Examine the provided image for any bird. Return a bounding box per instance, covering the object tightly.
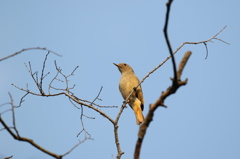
[113,63,144,125]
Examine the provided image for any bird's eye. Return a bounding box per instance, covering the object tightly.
[124,63,127,66]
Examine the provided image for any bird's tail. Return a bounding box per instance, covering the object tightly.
[132,99,144,125]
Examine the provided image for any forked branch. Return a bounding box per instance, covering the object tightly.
[4,52,123,158]
[0,93,90,159]
[134,51,192,159]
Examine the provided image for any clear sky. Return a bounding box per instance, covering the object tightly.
[0,0,240,159]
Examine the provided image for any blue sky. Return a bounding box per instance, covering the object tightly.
[0,0,240,159]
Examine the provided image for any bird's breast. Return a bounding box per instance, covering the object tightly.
[119,73,139,100]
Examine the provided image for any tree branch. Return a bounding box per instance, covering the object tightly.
[1,52,116,158]
[0,47,61,62]
[163,0,177,84]
[0,93,93,159]
[61,136,93,157]
[114,105,125,159]
[3,156,13,159]
[122,25,227,112]
[134,51,192,159]
[174,26,229,58]
[0,95,63,159]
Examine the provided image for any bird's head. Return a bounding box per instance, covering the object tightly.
[113,63,134,74]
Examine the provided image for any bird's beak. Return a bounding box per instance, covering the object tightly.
[113,63,118,67]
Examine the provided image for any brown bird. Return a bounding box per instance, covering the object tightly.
[113,63,144,125]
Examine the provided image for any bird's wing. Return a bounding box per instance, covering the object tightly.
[136,85,144,111]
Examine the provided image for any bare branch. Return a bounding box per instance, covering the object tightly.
[126,26,228,103]
[16,92,29,108]
[203,42,208,59]
[91,86,103,105]
[48,70,61,94]
[70,66,79,76]
[214,37,230,45]
[177,51,192,80]
[163,0,177,85]
[134,51,192,159]
[174,26,228,57]
[0,95,63,159]
[0,93,93,159]
[8,93,20,137]
[114,105,125,159]
[69,98,81,109]
[0,118,63,158]
[24,62,39,89]
[0,126,13,132]
[77,105,92,138]
[12,82,117,125]
[0,102,11,107]
[65,92,115,124]
[83,114,95,119]
[77,97,117,108]
[61,136,93,157]
[12,55,116,125]
[53,60,76,93]
[39,52,51,95]
[3,156,13,159]
[0,47,61,62]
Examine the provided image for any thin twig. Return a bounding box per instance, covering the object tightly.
[61,136,93,157]
[16,92,29,108]
[203,42,208,59]
[39,52,50,95]
[0,126,13,132]
[0,102,10,107]
[0,47,61,62]
[8,93,20,137]
[24,62,39,89]
[70,66,79,76]
[48,70,60,94]
[0,109,12,115]
[91,86,103,105]
[174,26,228,56]
[77,105,91,137]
